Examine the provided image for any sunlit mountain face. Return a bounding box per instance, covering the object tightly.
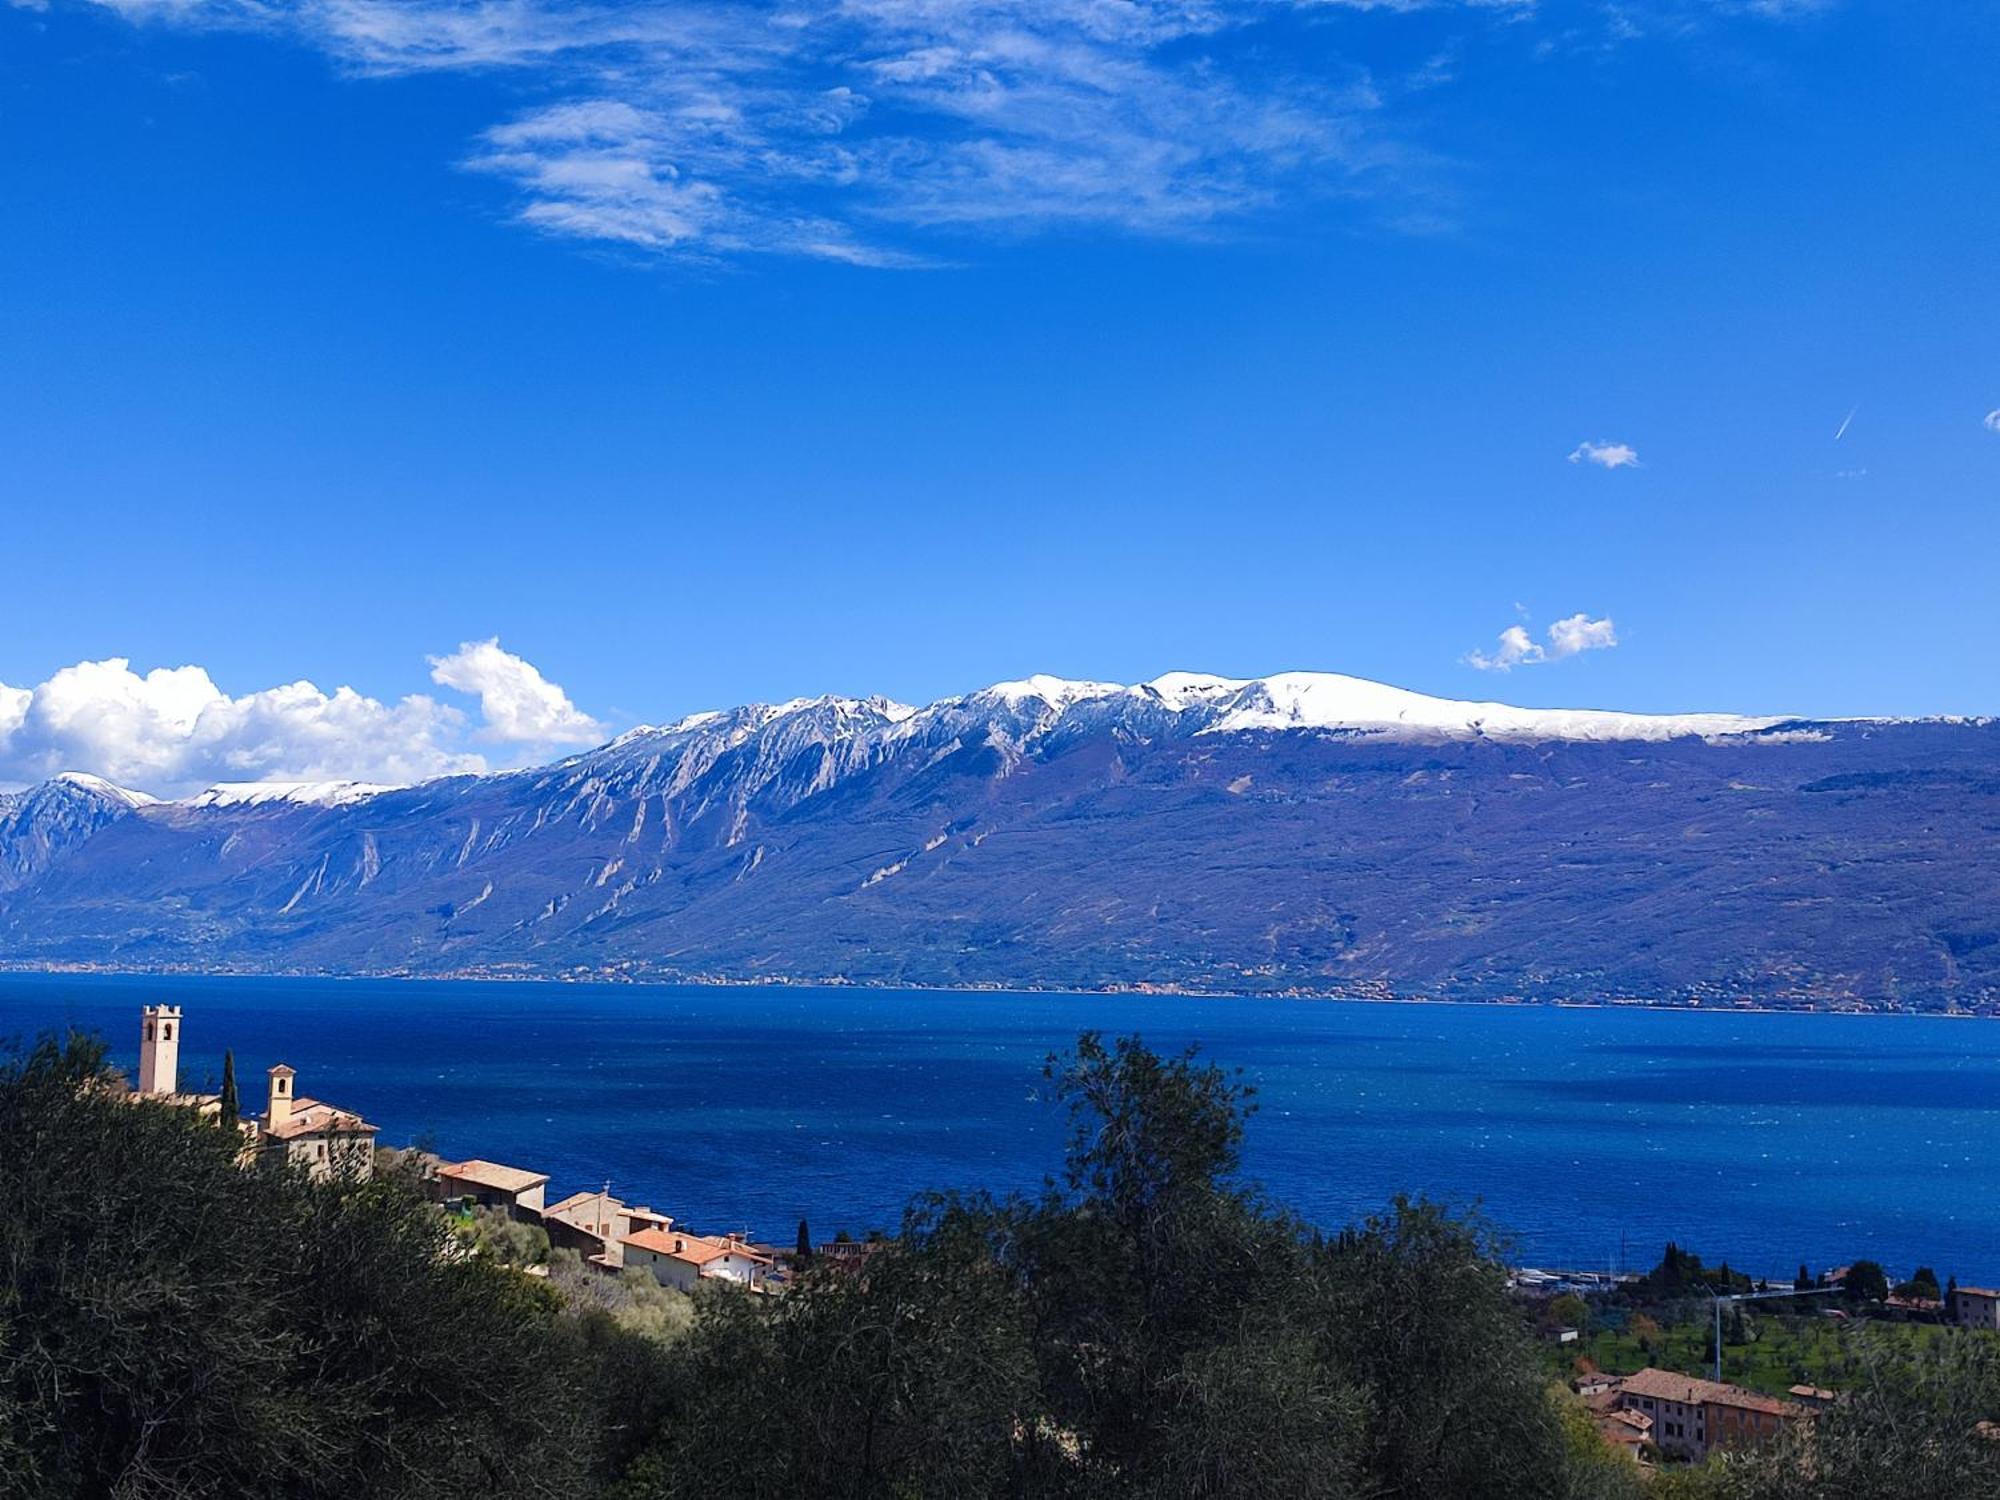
[1,673,1994,1008]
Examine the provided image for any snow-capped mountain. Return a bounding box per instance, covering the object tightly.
[0,670,1993,1007]
[0,772,157,892]
[182,781,400,810]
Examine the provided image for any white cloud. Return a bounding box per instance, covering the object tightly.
[1465,624,1542,672]
[1568,439,1640,470]
[1983,409,2000,433]
[1545,612,1617,657]
[1466,612,1618,671]
[0,643,605,797]
[76,0,1835,261]
[74,0,1504,262]
[427,638,603,746]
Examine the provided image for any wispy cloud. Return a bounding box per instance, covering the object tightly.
[1568,439,1640,469]
[82,0,1431,262]
[75,0,1840,263]
[1465,611,1618,671]
[0,643,604,796]
[77,0,1828,265]
[1984,409,2000,434]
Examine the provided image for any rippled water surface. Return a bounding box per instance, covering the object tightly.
[5,973,1995,1279]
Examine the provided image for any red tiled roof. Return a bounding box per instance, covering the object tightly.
[264,1098,379,1141]
[438,1159,549,1195]
[1618,1368,1798,1418]
[624,1228,772,1268]
[625,1228,730,1266]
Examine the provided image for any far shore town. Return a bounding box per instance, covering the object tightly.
[126,1001,2000,1471]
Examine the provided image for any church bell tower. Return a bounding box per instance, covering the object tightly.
[138,1004,181,1096]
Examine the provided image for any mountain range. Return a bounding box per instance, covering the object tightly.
[2,671,1995,1008]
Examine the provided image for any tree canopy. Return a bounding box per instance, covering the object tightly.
[0,1031,654,1498]
[10,1026,2000,1499]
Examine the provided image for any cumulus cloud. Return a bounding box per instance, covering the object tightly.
[1466,612,1618,672]
[0,644,605,797]
[1568,440,1641,470]
[428,638,603,746]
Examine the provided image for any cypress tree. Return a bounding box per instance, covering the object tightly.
[219,1048,239,1129]
[796,1218,811,1265]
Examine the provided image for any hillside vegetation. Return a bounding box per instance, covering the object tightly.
[4,1030,1998,1496]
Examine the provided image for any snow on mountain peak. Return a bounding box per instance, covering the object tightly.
[52,772,158,807]
[183,781,398,809]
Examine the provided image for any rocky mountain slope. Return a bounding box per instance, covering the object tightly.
[1,672,1994,1007]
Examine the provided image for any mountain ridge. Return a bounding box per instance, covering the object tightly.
[2,669,1994,1008]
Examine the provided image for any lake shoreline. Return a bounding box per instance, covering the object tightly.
[0,960,1985,1019]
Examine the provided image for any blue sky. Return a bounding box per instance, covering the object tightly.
[0,0,1995,791]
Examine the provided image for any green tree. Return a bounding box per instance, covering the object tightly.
[1718,1332,2000,1500]
[1843,1260,1890,1304]
[219,1046,239,1128]
[1550,1292,1592,1333]
[1894,1266,1942,1301]
[0,1030,638,1499]
[617,1033,1608,1499]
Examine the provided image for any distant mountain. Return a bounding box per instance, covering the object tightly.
[1,671,1995,1008]
[0,773,157,894]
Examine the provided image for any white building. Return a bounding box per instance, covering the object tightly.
[623,1228,772,1291]
[137,1004,182,1096]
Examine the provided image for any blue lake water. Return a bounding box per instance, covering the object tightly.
[3,972,1995,1281]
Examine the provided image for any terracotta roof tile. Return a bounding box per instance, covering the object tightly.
[1617,1368,1799,1418]
[439,1159,550,1195]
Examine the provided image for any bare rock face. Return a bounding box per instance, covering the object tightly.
[1,674,1995,1008]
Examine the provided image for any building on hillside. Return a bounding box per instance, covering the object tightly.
[138,1004,182,1096]
[1616,1368,1803,1462]
[436,1159,550,1218]
[542,1189,674,1268]
[623,1228,772,1292]
[128,1004,227,1119]
[255,1064,379,1181]
[1787,1384,1837,1410]
[1594,1406,1652,1461]
[1952,1287,2000,1330]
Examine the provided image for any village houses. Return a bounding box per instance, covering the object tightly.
[436,1158,550,1216]
[1612,1368,1804,1463]
[132,1005,780,1291]
[624,1227,774,1292]
[543,1188,675,1268]
[256,1063,380,1181]
[1952,1286,2000,1330]
[132,1004,379,1181]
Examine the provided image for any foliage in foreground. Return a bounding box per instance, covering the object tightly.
[0,1032,668,1499]
[7,1027,2000,1498]
[617,1032,1598,1499]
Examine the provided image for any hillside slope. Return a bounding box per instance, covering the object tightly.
[1,673,1994,1006]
